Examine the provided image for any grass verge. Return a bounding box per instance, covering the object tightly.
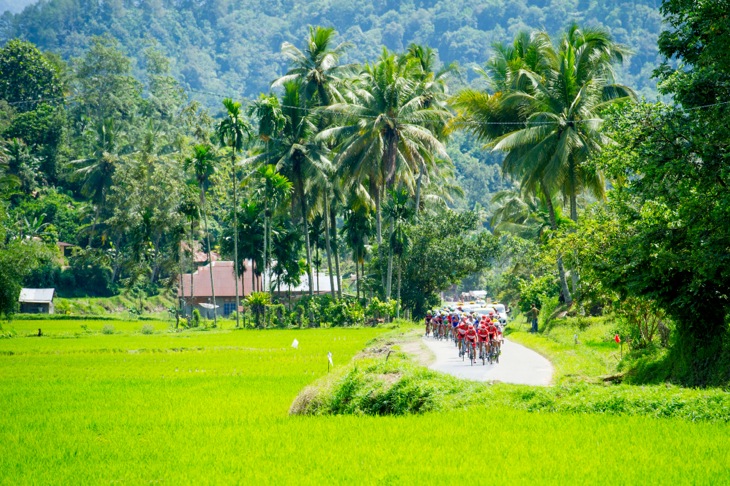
[506,314,621,384]
[292,326,730,423]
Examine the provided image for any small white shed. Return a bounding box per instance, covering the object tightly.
[19,288,55,314]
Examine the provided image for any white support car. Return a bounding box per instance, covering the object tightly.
[473,303,509,328]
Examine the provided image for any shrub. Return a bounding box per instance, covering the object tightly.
[191,309,201,328]
[246,292,271,328]
[140,324,154,335]
[613,297,671,349]
[365,297,397,324]
[101,324,115,334]
[518,274,559,314]
[538,294,560,332]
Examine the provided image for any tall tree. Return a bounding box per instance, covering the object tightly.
[69,119,124,242]
[248,85,331,297]
[184,143,218,328]
[252,164,292,292]
[404,43,454,213]
[0,39,63,110]
[342,200,373,301]
[272,25,352,107]
[320,49,450,296]
[452,25,632,305]
[217,98,252,328]
[384,189,413,317]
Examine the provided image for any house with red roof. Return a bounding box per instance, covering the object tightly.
[178,260,260,318]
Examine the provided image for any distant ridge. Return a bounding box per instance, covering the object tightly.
[1,0,664,108]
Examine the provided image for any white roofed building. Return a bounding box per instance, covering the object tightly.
[19,288,55,314]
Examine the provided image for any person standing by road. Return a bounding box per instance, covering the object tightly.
[529,303,539,333]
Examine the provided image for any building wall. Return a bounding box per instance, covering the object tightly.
[181,297,237,318]
[20,303,52,314]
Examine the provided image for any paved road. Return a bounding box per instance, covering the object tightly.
[421,336,554,386]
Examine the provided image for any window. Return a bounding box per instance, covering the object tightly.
[223,302,236,316]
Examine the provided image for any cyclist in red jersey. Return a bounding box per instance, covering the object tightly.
[465,324,478,360]
[456,317,469,355]
[486,320,499,357]
[477,321,490,359]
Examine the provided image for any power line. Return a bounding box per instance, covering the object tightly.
[3,85,729,128]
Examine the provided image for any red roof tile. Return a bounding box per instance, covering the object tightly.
[178,260,258,298]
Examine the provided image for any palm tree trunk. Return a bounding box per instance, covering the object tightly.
[414,161,425,214]
[568,160,579,299]
[324,199,336,299]
[385,133,398,188]
[396,256,402,319]
[355,256,360,300]
[330,204,342,299]
[315,245,320,294]
[375,186,385,295]
[386,218,394,301]
[262,203,268,293]
[189,220,195,316]
[299,184,314,299]
[178,242,184,329]
[201,191,217,328]
[232,158,241,328]
[540,180,572,306]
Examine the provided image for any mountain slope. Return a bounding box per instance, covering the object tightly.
[1,0,664,107]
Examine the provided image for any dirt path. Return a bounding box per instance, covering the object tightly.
[421,336,554,386]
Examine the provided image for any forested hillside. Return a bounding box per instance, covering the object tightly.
[1,0,663,105]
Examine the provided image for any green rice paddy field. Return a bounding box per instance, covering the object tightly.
[1,320,728,484]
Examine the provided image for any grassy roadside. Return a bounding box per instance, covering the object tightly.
[505,313,621,384]
[292,324,730,422]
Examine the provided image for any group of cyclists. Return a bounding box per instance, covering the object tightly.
[424,308,504,365]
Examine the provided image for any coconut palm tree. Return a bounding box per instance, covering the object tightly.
[384,189,413,317]
[404,43,455,213]
[320,49,450,296]
[489,188,567,240]
[252,164,293,292]
[69,119,125,241]
[218,98,252,328]
[272,26,352,107]
[183,143,218,328]
[493,25,632,223]
[452,25,632,305]
[247,84,331,297]
[342,203,373,301]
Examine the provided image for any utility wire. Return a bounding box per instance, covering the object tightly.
[4,84,730,127]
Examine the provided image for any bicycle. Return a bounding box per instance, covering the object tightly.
[489,338,500,364]
[467,340,476,365]
[479,341,488,365]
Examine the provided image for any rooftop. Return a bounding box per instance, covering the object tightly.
[19,288,55,303]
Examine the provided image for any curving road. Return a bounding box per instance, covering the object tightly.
[421,336,554,386]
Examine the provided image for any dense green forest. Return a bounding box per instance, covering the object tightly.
[0,0,665,213]
[1,0,663,103]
